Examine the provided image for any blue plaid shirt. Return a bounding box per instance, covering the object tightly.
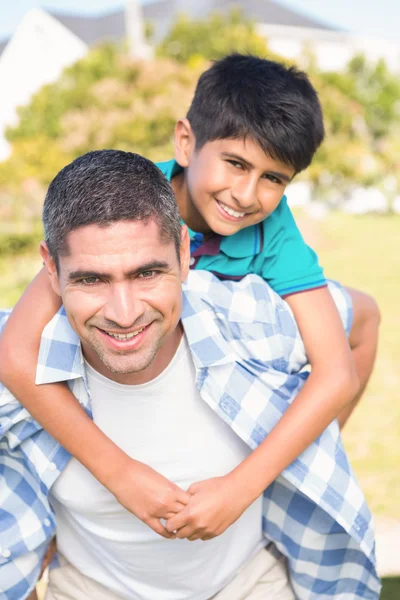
[0,272,380,600]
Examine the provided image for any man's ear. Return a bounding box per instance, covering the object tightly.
[174,118,196,168]
[179,225,191,281]
[40,241,61,296]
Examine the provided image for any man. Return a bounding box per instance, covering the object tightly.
[0,150,380,600]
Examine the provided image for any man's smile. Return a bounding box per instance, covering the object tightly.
[96,323,152,351]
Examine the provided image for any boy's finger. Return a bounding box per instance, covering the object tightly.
[165,510,188,532]
[151,520,177,539]
[159,501,187,518]
[175,525,196,539]
[177,490,191,505]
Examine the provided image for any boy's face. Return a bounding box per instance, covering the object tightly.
[175,121,295,236]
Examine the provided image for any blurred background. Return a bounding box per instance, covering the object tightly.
[0,1,399,597]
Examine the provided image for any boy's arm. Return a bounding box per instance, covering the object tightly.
[0,269,189,537]
[166,286,362,540]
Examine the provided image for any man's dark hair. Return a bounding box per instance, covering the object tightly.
[186,53,324,173]
[43,150,181,268]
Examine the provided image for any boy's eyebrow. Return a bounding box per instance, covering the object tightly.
[221,152,292,183]
[68,260,171,281]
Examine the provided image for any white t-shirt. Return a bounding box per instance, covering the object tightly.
[50,335,265,600]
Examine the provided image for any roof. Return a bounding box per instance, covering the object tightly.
[0,1,338,56]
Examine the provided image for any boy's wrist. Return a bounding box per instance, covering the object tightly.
[87,443,134,492]
[228,461,269,506]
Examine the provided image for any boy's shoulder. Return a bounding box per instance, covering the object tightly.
[155,158,183,182]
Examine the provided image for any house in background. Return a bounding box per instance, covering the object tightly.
[0,0,399,160]
[0,9,87,160]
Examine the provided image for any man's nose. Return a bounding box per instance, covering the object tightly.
[231,178,257,209]
[103,283,144,329]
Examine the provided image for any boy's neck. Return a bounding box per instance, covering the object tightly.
[170,170,212,235]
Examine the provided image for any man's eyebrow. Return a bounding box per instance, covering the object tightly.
[68,261,171,281]
[68,270,103,281]
[221,152,292,183]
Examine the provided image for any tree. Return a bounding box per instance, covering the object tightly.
[157,10,271,64]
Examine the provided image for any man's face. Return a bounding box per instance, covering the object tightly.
[42,220,189,384]
[175,124,295,236]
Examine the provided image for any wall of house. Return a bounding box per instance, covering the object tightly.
[257,23,400,72]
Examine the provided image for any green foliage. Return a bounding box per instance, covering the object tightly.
[0,12,399,204]
[157,10,269,63]
[1,46,202,186]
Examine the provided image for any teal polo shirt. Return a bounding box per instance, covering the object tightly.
[156,159,326,296]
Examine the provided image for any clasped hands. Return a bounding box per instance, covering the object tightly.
[110,459,250,542]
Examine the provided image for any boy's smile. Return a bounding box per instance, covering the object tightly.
[173,132,295,236]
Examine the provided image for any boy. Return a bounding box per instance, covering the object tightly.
[0,55,379,545]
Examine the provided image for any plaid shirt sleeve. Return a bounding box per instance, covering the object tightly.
[0,310,71,600]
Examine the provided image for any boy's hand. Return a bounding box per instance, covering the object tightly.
[165,473,251,541]
[110,459,191,538]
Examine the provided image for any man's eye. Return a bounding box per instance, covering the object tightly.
[139,270,157,279]
[80,277,99,285]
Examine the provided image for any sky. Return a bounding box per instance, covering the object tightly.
[0,0,399,42]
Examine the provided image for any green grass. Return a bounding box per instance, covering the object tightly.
[295,211,400,519]
[381,577,400,600]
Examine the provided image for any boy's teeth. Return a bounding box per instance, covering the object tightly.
[107,328,144,340]
[219,202,246,218]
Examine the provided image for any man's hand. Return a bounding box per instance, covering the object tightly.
[165,474,251,541]
[109,459,191,538]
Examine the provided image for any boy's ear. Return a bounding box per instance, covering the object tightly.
[174,118,196,168]
[40,241,61,297]
[179,225,191,281]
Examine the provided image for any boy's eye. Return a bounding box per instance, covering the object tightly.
[264,173,282,185]
[227,160,244,170]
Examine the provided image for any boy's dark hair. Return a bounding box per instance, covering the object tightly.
[186,53,324,173]
[43,150,181,269]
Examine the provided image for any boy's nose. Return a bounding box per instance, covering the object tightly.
[231,188,256,210]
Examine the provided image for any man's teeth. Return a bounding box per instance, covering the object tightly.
[107,328,145,340]
[218,202,246,218]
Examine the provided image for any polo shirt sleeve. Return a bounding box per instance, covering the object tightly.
[256,196,326,296]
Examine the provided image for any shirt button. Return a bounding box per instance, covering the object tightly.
[44,518,51,527]
[49,462,57,471]
[189,257,196,266]
[1,549,11,558]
